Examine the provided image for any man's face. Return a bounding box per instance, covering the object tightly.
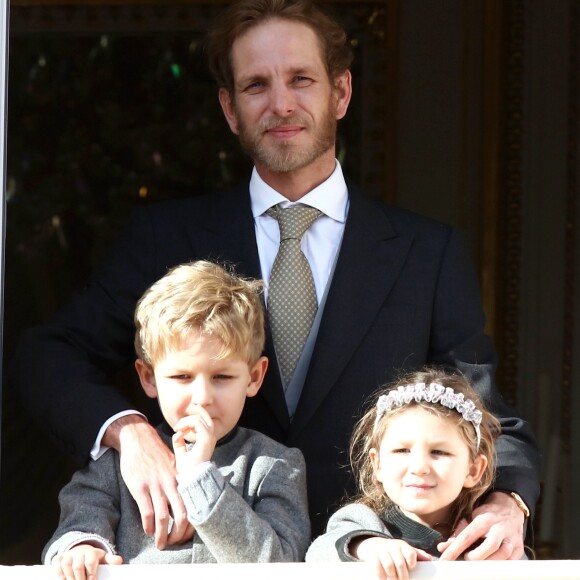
[219,18,351,177]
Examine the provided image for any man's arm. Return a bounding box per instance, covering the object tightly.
[9,206,189,543]
[428,228,541,557]
[9,207,159,463]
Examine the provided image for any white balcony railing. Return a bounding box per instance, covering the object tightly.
[3,561,580,580]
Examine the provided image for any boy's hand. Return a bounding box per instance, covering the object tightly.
[354,537,432,580]
[172,407,217,475]
[105,416,193,550]
[52,544,123,580]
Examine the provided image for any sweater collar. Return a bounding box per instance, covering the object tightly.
[381,505,444,557]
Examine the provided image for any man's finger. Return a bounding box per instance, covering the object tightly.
[463,537,517,561]
[150,487,171,550]
[166,485,192,544]
[438,528,480,560]
[132,486,155,537]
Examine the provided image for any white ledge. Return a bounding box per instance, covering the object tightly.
[3,561,580,579]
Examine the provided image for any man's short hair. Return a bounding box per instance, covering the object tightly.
[134,260,265,367]
[206,0,353,94]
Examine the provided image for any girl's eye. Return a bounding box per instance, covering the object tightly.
[392,448,409,454]
[431,449,450,456]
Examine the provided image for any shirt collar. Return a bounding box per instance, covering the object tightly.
[249,161,348,223]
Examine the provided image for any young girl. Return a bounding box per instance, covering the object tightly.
[306,368,500,579]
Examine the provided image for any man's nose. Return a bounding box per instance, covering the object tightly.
[270,81,296,117]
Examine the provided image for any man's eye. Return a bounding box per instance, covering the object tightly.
[245,81,265,93]
[294,76,312,86]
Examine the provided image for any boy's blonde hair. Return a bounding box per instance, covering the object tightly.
[349,367,500,533]
[134,261,265,367]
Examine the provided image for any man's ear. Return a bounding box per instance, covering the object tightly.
[218,88,240,135]
[135,359,158,399]
[464,454,488,488]
[333,70,352,121]
[246,356,269,398]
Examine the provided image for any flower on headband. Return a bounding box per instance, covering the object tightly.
[375,382,483,449]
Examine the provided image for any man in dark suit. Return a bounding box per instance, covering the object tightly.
[10,0,539,558]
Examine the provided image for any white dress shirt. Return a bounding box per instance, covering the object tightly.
[250,161,349,303]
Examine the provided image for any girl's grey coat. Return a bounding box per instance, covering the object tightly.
[43,426,310,564]
[305,503,443,562]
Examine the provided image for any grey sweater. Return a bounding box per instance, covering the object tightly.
[43,426,310,564]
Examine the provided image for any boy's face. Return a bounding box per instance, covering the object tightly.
[136,332,267,442]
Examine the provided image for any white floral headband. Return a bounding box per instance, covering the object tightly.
[375,382,483,450]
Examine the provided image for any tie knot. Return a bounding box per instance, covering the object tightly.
[266,205,322,241]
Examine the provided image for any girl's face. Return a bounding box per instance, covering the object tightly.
[370,406,487,528]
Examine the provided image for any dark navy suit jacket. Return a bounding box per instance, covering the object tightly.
[11,181,541,536]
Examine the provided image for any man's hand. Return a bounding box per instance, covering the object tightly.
[438,491,526,560]
[52,544,122,580]
[103,415,194,549]
[353,537,432,580]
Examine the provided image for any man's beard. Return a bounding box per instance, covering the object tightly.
[235,106,337,173]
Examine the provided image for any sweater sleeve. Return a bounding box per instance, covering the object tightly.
[42,450,122,564]
[305,504,391,562]
[178,446,310,562]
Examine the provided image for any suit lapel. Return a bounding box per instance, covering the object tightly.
[288,187,414,439]
[190,184,263,279]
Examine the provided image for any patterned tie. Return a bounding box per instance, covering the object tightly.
[266,204,322,387]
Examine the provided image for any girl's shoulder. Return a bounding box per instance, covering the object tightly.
[327,502,387,532]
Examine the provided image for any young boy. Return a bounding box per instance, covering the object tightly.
[43,261,310,577]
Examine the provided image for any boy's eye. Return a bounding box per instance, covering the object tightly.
[170,374,190,381]
[213,374,233,381]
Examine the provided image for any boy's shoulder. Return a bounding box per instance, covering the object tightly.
[225,426,303,460]
[211,427,306,473]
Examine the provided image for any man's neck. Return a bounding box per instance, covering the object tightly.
[255,153,336,202]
